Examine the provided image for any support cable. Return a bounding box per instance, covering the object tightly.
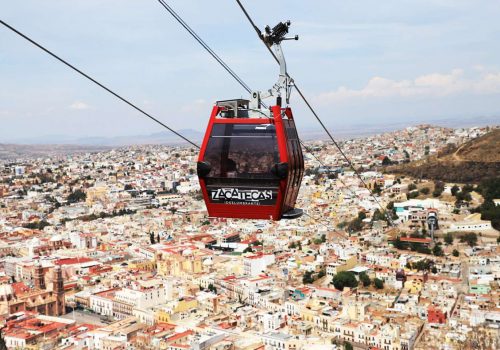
[0,19,200,149]
[156,1,339,228]
[157,0,252,95]
[233,0,394,226]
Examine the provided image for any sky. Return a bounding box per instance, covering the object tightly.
[1,0,500,143]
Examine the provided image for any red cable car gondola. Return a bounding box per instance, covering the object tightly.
[197,21,304,220]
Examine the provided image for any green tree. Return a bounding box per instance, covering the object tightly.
[303,270,314,284]
[67,189,86,203]
[456,191,472,202]
[359,272,371,287]
[420,187,430,195]
[382,156,392,166]
[433,181,445,197]
[0,330,6,350]
[208,283,217,293]
[433,244,444,257]
[451,185,460,196]
[452,249,459,257]
[460,232,478,247]
[332,271,358,291]
[347,217,364,233]
[243,246,253,253]
[344,342,353,350]
[409,191,419,199]
[372,209,386,222]
[392,237,404,250]
[444,233,454,245]
[374,278,384,289]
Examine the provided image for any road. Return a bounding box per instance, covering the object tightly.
[61,310,108,326]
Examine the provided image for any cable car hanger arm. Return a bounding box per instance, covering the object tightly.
[252,21,298,108]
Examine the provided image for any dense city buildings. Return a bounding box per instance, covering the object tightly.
[0,125,498,350]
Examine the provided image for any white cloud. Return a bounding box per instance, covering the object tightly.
[315,68,500,104]
[69,101,90,110]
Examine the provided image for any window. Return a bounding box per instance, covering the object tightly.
[204,124,280,179]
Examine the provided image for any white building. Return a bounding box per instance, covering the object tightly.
[114,279,173,310]
[243,254,276,276]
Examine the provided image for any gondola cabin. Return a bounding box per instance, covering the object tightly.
[197,99,304,220]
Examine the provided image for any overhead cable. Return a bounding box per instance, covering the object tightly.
[0,19,200,149]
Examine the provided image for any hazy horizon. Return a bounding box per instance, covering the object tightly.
[1,114,497,147]
[2,0,500,142]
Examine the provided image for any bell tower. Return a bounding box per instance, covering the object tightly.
[33,261,45,290]
[52,266,65,315]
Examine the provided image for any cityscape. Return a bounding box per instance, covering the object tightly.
[1,1,500,349]
[0,124,498,350]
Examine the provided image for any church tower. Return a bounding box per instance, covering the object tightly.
[52,266,65,316]
[33,261,45,290]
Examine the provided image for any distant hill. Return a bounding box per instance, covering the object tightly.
[0,144,110,161]
[387,128,500,183]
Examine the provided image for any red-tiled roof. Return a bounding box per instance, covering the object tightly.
[55,257,95,266]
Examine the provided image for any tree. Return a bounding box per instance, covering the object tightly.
[207,283,217,293]
[318,268,326,279]
[332,271,358,291]
[452,249,459,257]
[431,266,438,274]
[303,270,314,284]
[433,181,445,197]
[420,187,430,195]
[67,189,86,203]
[344,342,353,350]
[359,272,371,287]
[409,191,419,199]
[374,278,384,289]
[243,246,253,253]
[460,232,478,247]
[0,330,7,350]
[456,191,472,202]
[149,232,155,244]
[372,209,386,222]
[392,237,404,250]
[408,183,417,191]
[451,185,460,196]
[433,244,444,257]
[444,233,454,245]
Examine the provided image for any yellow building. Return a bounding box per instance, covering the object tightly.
[157,252,203,277]
[155,298,198,323]
[128,259,156,272]
[86,185,108,206]
[404,278,424,293]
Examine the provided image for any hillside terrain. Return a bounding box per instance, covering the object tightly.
[387,128,500,183]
